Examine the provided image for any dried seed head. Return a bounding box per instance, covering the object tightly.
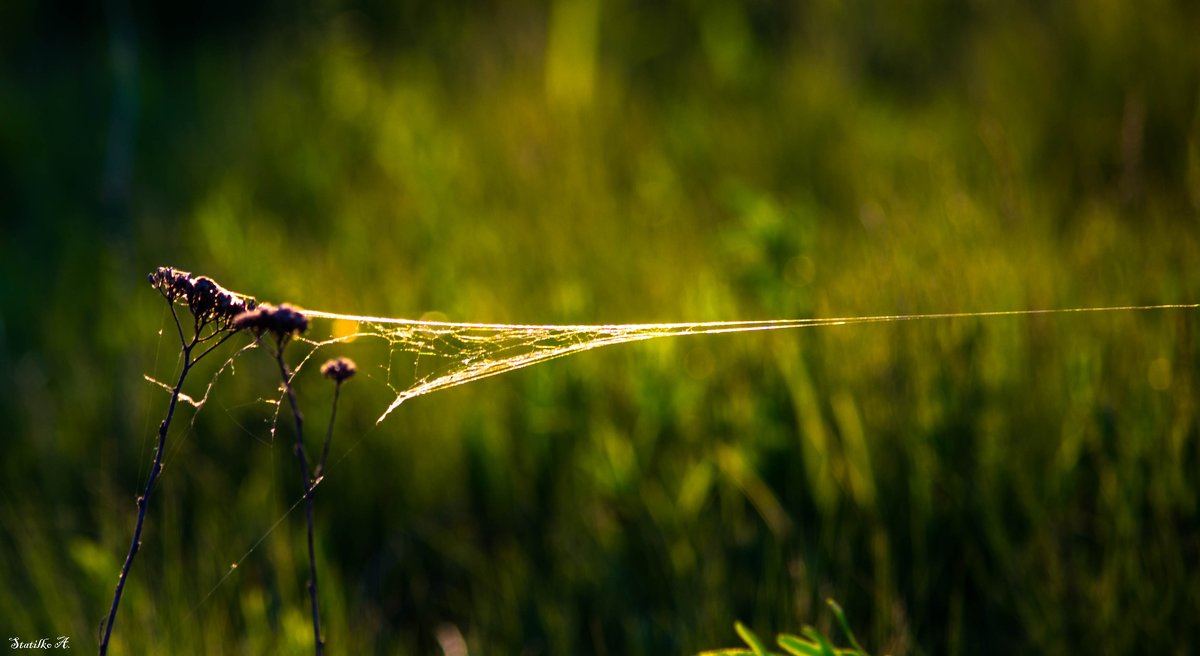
[149,266,193,301]
[272,304,309,335]
[191,276,218,299]
[148,267,169,289]
[320,357,357,383]
[232,303,309,338]
[232,306,269,333]
[215,292,235,316]
[189,277,220,316]
[149,267,258,329]
[174,274,194,298]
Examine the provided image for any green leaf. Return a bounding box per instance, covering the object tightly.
[825,598,868,654]
[696,650,756,656]
[801,626,838,656]
[736,621,771,656]
[777,633,823,656]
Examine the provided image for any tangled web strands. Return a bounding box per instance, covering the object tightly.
[293,303,1200,425]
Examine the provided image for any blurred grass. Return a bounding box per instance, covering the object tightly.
[2,1,1200,653]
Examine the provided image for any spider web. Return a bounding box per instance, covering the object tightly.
[142,298,1200,431]
[161,297,1196,610]
[293,303,1200,424]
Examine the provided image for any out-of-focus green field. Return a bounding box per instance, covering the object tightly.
[3,2,1199,654]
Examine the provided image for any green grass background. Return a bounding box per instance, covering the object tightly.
[3,1,1200,653]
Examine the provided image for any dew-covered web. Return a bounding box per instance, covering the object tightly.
[301,303,1200,424]
[138,294,1198,610]
[144,289,1200,432]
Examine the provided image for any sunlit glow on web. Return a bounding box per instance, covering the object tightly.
[293,303,1200,424]
[145,293,1196,611]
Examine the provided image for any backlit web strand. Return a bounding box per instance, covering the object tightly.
[180,297,1197,610]
[292,303,1200,424]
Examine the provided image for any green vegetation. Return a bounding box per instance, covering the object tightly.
[701,599,870,656]
[3,1,1199,653]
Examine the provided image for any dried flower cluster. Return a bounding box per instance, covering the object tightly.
[320,357,357,383]
[148,266,256,328]
[232,303,310,338]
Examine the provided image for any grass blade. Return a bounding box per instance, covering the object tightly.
[801,627,838,656]
[777,633,823,656]
[825,598,867,654]
[736,621,771,656]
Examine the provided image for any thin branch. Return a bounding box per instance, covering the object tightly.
[195,327,224,343]
[100,340,194,655]
[315,382,341,481]
[168,301,186,346]
[107,268,252,652]
[275,337,324,656]
[192,328,243,365]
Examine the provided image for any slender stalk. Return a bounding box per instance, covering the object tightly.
[315,382,341,480]
[100,341,194,655]
[105,269,251,652]
[192,327,241,363]
[275,341,323,656]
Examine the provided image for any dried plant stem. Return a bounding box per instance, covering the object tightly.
[275,344,324,656]
[315,382,341,480]
[100,341,194,655]
[103,268,253,652]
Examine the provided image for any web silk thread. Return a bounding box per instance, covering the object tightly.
[291,303,1200,423]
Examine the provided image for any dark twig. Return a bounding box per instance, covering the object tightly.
[168,301,186,346]
[101,340,193,655]
[274,336,324,656]
[234,303,322,655]
[192,327,243,364]
[317,383,340,481]
[316,357,356,481]
[101,267,253,655]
